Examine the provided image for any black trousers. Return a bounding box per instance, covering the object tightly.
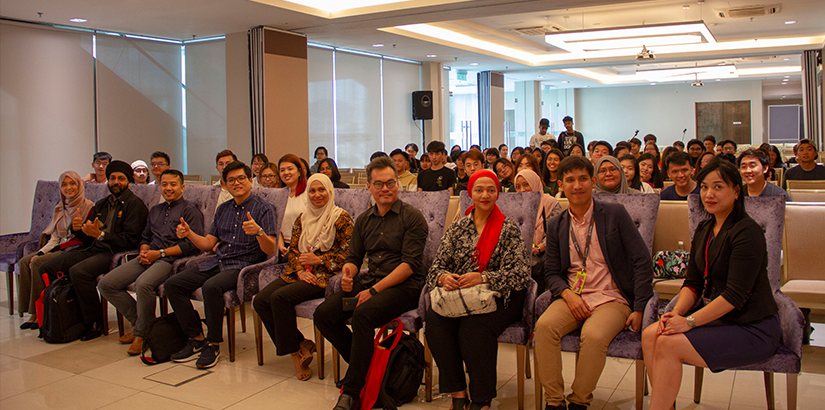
[425,289,527,403]
[164,266,239,343]
[39,249,114,326]
[314,280,419,397]
[253,277,324,356]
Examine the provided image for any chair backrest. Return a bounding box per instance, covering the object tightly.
[84,182,110,203]
[398,190,451,268]
[786,179,825,190]
[459,191,541,260]
[663,180,675,189]
[783,203,825,282]
[556,198,569,211]
[28,180,61,240]
[128,184,161,209]
[445,196,460,233]
[653,200,690,253]
[593,193,659,255]
[687,194,785,292]
[333,188,371,222]
[251,187,289,237]
[788,189,825,202]
[182,184,221,233]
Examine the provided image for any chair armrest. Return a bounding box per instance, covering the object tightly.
[535,290,554,320]
[17,239,39,261]
[774,290,804,358]
[236,258,286,303]
[326,268,368,297]
[110,250,140,270]
[171,253,212,275]
[1,232,31,256]
[523,278,538,332]
[642,291,660,329]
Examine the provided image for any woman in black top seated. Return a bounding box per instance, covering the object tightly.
[642,158,780,410]
[318,158,349,189]
[425,170,529,410]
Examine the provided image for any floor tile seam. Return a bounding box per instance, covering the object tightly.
[219,378,290,410]
[91,390,143,410]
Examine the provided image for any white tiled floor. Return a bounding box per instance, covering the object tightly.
[1,275,823,410]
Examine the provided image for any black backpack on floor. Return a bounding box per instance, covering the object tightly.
[141,312,189,365]
[39,274,85,344]
[376,331,426,410]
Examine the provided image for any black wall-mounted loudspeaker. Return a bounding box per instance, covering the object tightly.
[412,90,434,120]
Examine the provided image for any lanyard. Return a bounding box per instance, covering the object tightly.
[570,217,595,272]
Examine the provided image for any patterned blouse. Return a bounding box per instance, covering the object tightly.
[282,211,354,288]
[427,211,529,306]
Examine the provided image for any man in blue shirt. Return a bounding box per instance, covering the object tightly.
[660,152,700,200]
[166,161,278,369]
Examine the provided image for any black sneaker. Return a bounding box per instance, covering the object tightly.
[545,404,566,410]
[567,403,587,410]
[80,322,103,341]
[171,338,206,362]
[196,343,220,369]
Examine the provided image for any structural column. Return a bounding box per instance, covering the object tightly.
[478,71,504,149]
[421,61,446,146]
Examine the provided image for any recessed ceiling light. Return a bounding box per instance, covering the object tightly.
[426,54,437,58]
[785,20,796,25]
[561,80,569,83]
[782,82,787,85]
[583,86,590,88]
[683,5,690,9]
[69,18,87,23]
[781,95,786,98]
[783,57,790,61]
[784,76,790,78]
[537,76,544,79]
[372,43,384,48]
[716,79,722,81]
[469,62,479,66]
[650,82,657,85]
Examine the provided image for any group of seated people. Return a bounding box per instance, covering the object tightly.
[13,131,820,410]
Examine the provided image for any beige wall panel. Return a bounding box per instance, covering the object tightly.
[263,53,309,161]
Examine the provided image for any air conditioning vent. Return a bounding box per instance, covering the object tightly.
[715,4,781,18]
[509,24,566,36]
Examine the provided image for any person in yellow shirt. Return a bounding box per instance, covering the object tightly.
[391,149,418,191]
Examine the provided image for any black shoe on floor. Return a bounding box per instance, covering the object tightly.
[80,322,103,341]
[332,393,359,410]
[30,322,39,330]
[171,338,207,363]
[195,343,220,369]
[19,322,33,330]
[567,403,587,410]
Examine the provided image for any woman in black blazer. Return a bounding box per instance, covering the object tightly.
[642,158,780,410]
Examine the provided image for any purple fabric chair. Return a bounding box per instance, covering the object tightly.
[158,187,289,362]
[325,190,451,384]
[1,180,60,316]
[244,188,371,376]
[670,195,802,410]
[533,194,661,410]
[453,190,540,410]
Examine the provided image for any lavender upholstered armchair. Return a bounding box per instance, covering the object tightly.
[454,190,540,410]
[2,181,60,316]
[671,195,802,410]
[533,193,661,410]
[245,188,371,375]
[326,190,451,384]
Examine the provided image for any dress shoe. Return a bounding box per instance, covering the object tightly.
[80,322,103,341]
[567,403,587,410]
[545,404,566,410]
[332,393,359,410]
[19,322,33,330]
[119,331,134,344]
[127,336,143,356]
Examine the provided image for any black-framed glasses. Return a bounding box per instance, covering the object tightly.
[226,175,248,185]
[260,174,278,180]
[371,180,397,190]
[151,162,168,167]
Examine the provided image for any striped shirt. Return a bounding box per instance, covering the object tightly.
[199,193,276,271]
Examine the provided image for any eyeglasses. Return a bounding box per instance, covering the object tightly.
[93,160,109,167]
[151,162,168,167]
[371,180,397,190]
[226,175,248,185]
[260,174,277,180]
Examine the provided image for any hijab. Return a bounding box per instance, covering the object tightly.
[516,169,560,245]
[298,174,344,253]
[594,156,638,194]
[44,171,94,240]
[464,170,506,273]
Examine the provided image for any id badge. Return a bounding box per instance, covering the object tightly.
[571,271,586,294]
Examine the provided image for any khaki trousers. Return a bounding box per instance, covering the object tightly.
[534,299,631,406]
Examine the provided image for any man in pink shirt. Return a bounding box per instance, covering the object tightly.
[535,155,654,410]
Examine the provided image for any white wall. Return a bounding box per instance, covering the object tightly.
[574,80,764,147]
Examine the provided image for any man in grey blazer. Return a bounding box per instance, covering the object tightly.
[534,155,654,410]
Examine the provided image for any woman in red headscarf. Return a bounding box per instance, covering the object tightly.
[425,170,530,410]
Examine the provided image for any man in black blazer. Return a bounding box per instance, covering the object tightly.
[534,155,654,410]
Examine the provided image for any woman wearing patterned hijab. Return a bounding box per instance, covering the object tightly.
[593,156,640,194]
[18,171,94,329]
[252,173,353,381]
[425,170,529,410]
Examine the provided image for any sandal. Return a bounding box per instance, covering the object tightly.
[298,339,316,368]
[450,397,470,410]
[291,351,312,381]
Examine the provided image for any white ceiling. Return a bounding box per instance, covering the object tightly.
[1,0,820,97]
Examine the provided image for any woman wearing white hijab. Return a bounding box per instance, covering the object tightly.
[18,171,94,329]
[252,173,354,381]
[514,169,563,288]
[594,155,641,194]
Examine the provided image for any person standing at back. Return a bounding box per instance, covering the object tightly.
[82,152,112,184]
[530,118,555,150]
[417,141,456,195]
[558,116,585,153]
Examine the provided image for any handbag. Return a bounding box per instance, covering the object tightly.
[429,282,500,318]
[652,250,690,279]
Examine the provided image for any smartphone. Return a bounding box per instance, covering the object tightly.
[342,297,358,312]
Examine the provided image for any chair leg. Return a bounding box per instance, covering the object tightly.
[525,338,532,379]
[240,303,247,333]
[253,310,264,366]
[517,345,525,410]
[332,345,340,384]
[7,268,14,316]
[424,338,433,402]
[644,371,649,396]
[159,296,168,316]
[315,326,325,380]
[117,311,125,337]
[787,373,798,410]
[635,360,645,410]
[226,306,236,362]
[534,363,543,410]
[101,296,109,335]
[693,366,704,403]
[764,372,775,410]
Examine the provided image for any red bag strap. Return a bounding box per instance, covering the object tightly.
[374,318,404,351]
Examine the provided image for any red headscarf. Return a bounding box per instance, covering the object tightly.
[465,170,506,273]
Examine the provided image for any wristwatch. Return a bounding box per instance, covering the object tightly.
[481,273,489,283]
[159,249,167,258]
[256,228,265,237]
[369,287,378,296]
[686,315,696,329]
[97,232,105,241]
